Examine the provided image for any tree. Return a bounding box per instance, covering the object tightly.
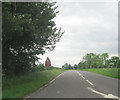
[62,63,73,70]
[106,59,112,68]
[101,53,109,66]
[91,54,104,68]
[62,65,65,69]
[110,56,119,68]
[38,64,45,71]
[71,53,119,69]
[68,64,72,69]
[74,64,78,69]
[79,53,110,68]
[83,53,95,68]
[2,2,64,77]
[117,59,120,68]
[64,63,69,70]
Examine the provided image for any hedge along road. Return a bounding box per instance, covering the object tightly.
[23,70,120,99]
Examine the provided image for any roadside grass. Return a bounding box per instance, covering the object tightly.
[3,69,65,98]
[78,68,120,79]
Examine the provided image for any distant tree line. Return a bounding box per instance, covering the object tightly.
[62,53,120,70]
[34,64,61,71]
[62,63,73,70]
[2,2,64,78]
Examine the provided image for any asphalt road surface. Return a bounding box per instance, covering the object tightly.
[25,70,119,99]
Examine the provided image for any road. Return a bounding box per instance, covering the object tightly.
[25,70,119,99]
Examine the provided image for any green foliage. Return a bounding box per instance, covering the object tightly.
[2,2,64,77]
[62,63,68,70]
[62,53,120,70]
[79,68,120,79]
[74,64,78,69]
[36,64,45,71]
[101,53,109,66]
[34,64,61,71]
[78,53,120,69]
[3,69,65,98]
[62,63,73,70]
[82,53,109,68]
[45,66,62,70]
[110,56,120,68]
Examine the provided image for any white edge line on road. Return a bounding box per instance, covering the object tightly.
[49,73,63,84]
[23,72,64,100]
[50,78,55,83]
[86,80,94,86]
[87,87,120,99]
[25,96,30,98]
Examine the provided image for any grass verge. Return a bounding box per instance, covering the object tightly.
[3,69,65,98]
[79,68,120,79]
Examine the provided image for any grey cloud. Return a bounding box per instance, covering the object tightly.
[39,2,118,67]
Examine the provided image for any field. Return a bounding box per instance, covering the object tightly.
[79,68,120,79]
[3,69,65,98]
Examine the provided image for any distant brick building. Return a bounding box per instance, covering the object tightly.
[45,57,51,67]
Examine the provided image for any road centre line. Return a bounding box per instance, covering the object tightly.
[75,71,85,79]
[78,73,82,76]
[76,71,119,99]
[86,80,94,86]
[81,76,85,79]
[79,73,82,76]
[75,71,82,76]
[87,87,120,99]
[76,71,94,86]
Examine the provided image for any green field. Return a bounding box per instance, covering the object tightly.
[3,69,65,98]
[79,68,120,79]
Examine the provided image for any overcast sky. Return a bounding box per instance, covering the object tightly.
[38,1,118,67]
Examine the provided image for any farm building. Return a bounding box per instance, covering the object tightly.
[45,57,51,67]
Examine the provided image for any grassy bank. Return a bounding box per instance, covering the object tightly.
[3,69,65,98]
[79,68,120,79]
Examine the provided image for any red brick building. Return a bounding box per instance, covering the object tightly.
[45,57,51,67]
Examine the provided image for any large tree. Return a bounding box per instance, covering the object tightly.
[101,53,109,66]
[83,53,95,68]
[2,2,64,77]
[110,56,120,68]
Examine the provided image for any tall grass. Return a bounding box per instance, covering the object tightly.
[79,68,120,79]
[3,69,65,98]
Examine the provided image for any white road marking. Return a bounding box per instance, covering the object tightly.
[23,72,64,99]
[25,96,30,98]
[104,94,120,99]
[76,71,119,99]
[75,71,86,79]
[79,73,82,76]
[76,71,94,85]
[87,87,120,99]
[75,70,79,74]
[81,76,85,79]
[75,70,82,76]
[86,80,94,86]
[56,73,63,78]
[49,72,64,84]
[50,79,55,83]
